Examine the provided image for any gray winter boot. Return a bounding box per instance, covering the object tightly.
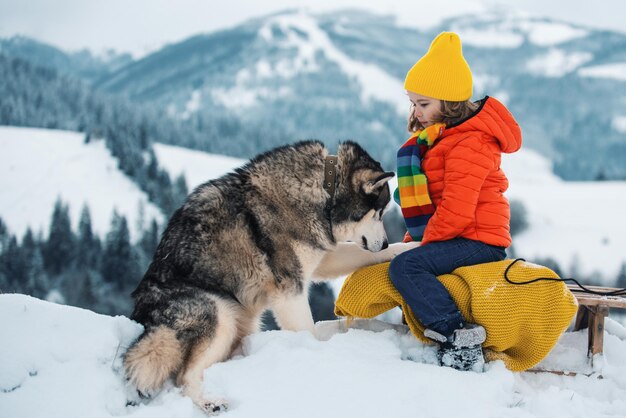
[424,324,486,372]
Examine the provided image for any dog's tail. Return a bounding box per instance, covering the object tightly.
[124,326,185,395]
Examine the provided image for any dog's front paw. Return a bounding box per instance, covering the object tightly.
[198,396,229,416]
[375,241,420,263]
[393,241,421,255]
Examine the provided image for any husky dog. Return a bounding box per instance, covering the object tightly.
[124,140,415,414]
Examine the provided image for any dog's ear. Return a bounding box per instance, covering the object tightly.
[362,171,395,195]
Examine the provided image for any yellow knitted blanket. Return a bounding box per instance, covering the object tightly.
[334,259,578,371]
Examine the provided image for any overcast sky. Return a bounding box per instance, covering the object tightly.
[0,0,624,57]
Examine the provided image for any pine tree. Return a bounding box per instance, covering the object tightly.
[3,236,25,293]
[510,200,529,237]
[66,270,99,310]
[140,218,160,264]
[43,198,76,275]
[157,170,177,216]
[0,216,9,254]
[0,217,9,291]
[617,262,626,289]
[534,257,563,278]
[138,120,150,150]
[0,264,6,293]
[22,228,50,298]
[569,255,582,281]
[101,211,142,291]
[174,173,189,205]
[76,205,101,270]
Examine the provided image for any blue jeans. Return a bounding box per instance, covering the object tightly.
[388,238,506,337]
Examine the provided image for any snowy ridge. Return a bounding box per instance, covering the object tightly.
[579,62,626,81]
[613,116,626,133]
[159,7,614,121]
[517,19,589,46]
[1,294,625,417]
[452,12,589,48]
[254,11,407,113]
[526,49,593,77]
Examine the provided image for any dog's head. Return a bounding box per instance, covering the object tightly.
[331,141,394,252]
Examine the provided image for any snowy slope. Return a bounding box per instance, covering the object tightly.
[153,143,244,191]
[502,150,626,282]
[1,294,625,418]
[0,126,164,240]
[0,127,244,241]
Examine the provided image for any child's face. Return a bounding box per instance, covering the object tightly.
[407,92,441,128]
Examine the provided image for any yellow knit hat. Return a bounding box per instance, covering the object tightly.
[404,32,472,101]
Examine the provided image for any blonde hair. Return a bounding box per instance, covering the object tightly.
[408,99,480,132]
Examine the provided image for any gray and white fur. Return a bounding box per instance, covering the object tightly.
[123,140,417,414]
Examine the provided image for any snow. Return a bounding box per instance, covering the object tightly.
[153,143,245,190]
[472,73,501,96]
[613,116,626,133]
[255,11,407,114]
[371,0,487,32]
[211,59,292,109]
[200,9,598,114]
[0,126,164,241]
[1,294,626,417]
[579,62,626,81]
[457,28,524,49]
[517,20,589,46]
[210,85,292,110]
[180,90,203,120]
[526,49,593,77]
[502,149,626,282]
[453,13,588,49]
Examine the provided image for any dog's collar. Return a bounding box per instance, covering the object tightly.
[323,155,338,198]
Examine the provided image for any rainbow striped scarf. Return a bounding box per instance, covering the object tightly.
[393,123,445,241]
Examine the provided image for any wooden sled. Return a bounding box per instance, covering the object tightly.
[530,284,626,377]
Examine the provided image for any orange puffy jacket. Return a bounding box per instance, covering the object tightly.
[403,96,522,247]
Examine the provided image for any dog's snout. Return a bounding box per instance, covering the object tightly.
[382,240,389,250]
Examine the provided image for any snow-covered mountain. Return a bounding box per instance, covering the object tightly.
[0,36,133,83]
[3,7,626,179]
[86,8,626,180]
[1,293,625,418]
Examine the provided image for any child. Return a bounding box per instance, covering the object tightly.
[388,32,522,371]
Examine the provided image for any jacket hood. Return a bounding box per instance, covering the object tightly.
[442,96,522,154]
